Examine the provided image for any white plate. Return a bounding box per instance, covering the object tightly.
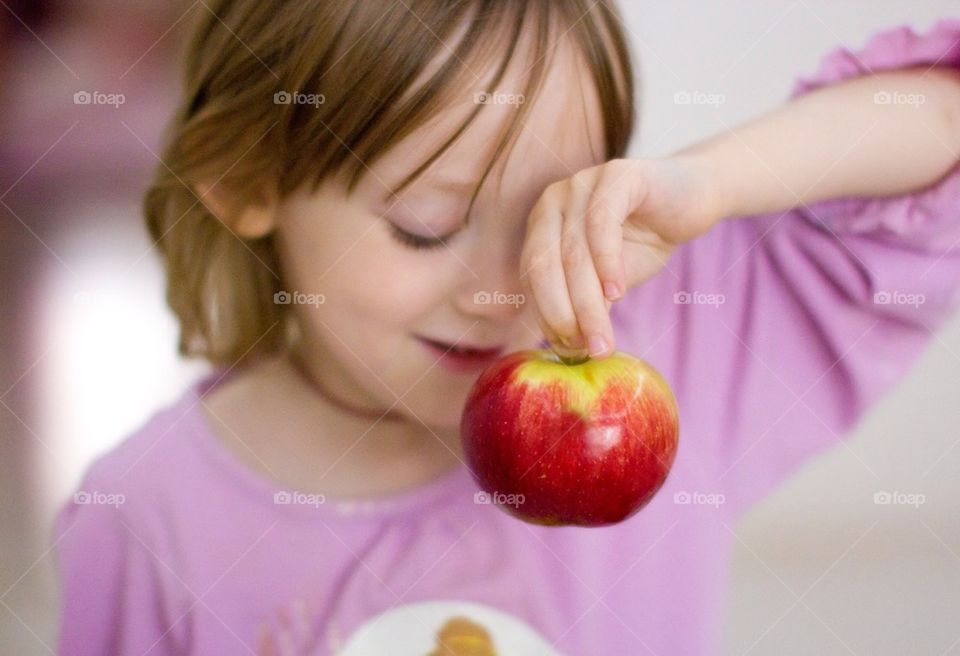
[337,600,563,655]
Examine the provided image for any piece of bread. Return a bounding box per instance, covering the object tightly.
[427,616,498,656]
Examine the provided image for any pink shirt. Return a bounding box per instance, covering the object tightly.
[54,20,960,655]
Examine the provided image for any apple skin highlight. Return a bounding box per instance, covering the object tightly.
[460,349,680,527]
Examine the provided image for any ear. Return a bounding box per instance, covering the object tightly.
[195,181,278,239]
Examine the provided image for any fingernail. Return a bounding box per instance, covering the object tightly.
[603,281,622,301]
[588,335,608,357]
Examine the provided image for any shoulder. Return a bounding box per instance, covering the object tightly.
[92,386,204,487]
[56,381,212,539]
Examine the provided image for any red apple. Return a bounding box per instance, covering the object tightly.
[460,349,679,527]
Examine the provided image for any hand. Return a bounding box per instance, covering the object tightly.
[257,599,320,656]
[520,156,724,360]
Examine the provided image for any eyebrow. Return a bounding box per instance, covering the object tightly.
[383,173,478,201]
[383,172,486,228]
[429,175,482,195]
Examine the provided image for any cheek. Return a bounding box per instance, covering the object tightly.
[277,198,454,332]
[325,238,448,328]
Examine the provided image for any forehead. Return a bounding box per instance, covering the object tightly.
[357,31,607,204]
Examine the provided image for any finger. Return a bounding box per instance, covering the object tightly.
[522,194,584,352]
[277,629,296,656]
[560,217,615,359]
[256,623,278,656]
[291,599,311,644]
[534,309,586,362]
[275,609,296,656]
[585,162,639,301]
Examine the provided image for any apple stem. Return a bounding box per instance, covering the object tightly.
[558,354,590,366]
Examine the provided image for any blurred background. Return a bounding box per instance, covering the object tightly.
[1,1,957,654]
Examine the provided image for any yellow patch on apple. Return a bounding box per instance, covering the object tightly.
[511,351,645,416]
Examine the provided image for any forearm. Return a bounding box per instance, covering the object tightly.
[677,67,960,221]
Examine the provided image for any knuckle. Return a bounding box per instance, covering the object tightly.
[528,196,552,221]
[577,311,607,336]
[545,180,567,199]
[553,318,580,338]
[584,205,609,231]
[571,171,592,189]
[593,251,621,269]
[560,239,583,269]
[523,251,551,279]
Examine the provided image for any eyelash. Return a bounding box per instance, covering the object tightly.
[387,222,454,251]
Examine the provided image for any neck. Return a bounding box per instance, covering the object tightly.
[279,343,463,464]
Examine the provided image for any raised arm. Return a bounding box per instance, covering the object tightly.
[679,66,960,220]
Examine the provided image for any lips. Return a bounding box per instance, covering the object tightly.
[418,336,504,356]
[416,336,506,374]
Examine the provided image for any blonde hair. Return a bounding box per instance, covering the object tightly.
[145,0,636,368]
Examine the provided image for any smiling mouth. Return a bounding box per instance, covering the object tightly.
[415,336,505,358]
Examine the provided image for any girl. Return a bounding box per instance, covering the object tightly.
[55,1,960,654]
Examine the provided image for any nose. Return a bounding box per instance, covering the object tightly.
[455,231,530,322]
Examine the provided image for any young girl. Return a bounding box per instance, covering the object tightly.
[54,1,960,653]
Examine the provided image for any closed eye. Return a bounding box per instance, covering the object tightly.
[386,221,460,250]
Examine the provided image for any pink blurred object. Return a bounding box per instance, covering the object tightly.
[2,0,188,193]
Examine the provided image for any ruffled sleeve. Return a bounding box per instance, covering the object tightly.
[791,18,960,249]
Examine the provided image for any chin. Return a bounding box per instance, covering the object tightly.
[400,385,471,430]
[419,401,468,431]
